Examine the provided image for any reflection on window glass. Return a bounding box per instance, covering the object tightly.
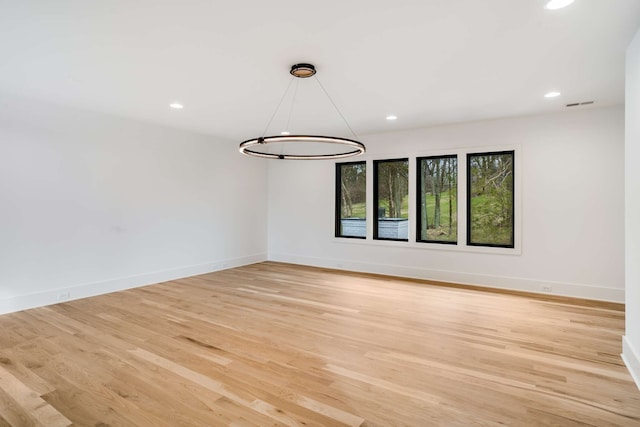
[417,155,457,244]
[374,159,409,241]
[335,162,366,238]
[468,151,514,247]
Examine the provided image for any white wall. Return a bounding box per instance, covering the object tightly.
[268,106,625,302]
[0,94,268,314]
[623,29,640,390]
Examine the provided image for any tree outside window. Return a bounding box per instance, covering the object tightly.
[467,151,514,247]
[374,159,409,241]
[335,162,366,238]
[417,155,457,244]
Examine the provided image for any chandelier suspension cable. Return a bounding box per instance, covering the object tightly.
[284,78,300,133]
[261,76,295,137]
[313,75,359,140]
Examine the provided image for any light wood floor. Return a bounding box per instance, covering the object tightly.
[1,262,639,426]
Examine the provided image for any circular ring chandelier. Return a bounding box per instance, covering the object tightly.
[239,135,365,160]
[239,63,366,160]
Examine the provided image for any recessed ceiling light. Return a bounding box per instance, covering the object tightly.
[281,131,290,135]
[544,91,561,98]
[386,115,397,121]
[169,103,184,109]
[545,0,575,10]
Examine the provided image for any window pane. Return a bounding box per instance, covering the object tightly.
[374,159,409,241]
[335,162,366,238]
[467,151,514,247]
[417,156,457,243]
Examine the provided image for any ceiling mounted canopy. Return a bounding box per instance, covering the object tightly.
[239,63,365,160]
[289,63,316,78]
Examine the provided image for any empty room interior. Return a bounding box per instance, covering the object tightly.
[2,1,640,426]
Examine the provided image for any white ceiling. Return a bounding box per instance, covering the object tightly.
[1,1,639,142]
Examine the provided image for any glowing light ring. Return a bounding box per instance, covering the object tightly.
[239,135,365,160]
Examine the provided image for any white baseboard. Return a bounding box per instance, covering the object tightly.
[1,251,624,315]
[267,253,625,302]
[0,252,267,315]
[623,336,640,391]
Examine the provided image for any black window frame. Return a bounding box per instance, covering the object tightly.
[466,150,515,248]
[373,158,409,242]
[416,154,458,245]
[335,161,367,239]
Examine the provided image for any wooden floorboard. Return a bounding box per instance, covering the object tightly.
[0,261,639,426]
